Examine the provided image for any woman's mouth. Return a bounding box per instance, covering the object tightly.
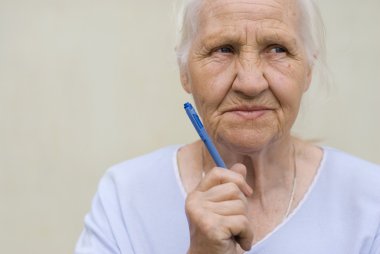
[224,106,272,120]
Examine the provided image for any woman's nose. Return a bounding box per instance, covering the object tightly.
[231,56,269,97]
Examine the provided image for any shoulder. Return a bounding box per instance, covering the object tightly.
[107,145,181,178]
[92,144,183,210]
[76,145,184,252]
[323,146,380,173]
[91,145,182,195]
[321,146,380,195]
[97,145,182,192]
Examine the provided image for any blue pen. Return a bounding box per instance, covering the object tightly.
[184,102,226,168]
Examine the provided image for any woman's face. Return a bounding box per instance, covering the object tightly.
[181,0,312,153]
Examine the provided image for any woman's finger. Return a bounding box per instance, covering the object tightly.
[197,166,253,196]
[204,199,248,216]
[222,215,254,251]
[203,182,247,203]
[230,163,248,179]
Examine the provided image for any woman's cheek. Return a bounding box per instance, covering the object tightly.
[267,59,294,76]
[267,61,301,87]
[193,60,236,102]
[191,61,236,131]
[266,63,306,123]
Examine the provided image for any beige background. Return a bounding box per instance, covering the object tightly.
[0,0,379,253]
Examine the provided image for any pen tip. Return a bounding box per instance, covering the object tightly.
[184,102,192,109]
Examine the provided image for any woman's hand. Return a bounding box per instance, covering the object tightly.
[185,163,254,254]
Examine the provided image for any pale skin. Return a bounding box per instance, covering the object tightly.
[177,0,323,253]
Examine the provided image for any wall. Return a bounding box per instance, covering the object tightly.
[0,0,379,253]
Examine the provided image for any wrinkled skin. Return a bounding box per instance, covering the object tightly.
[181,0,313,253]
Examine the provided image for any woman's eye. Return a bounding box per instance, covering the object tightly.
[268,45,288,54]
[215,46,234,54]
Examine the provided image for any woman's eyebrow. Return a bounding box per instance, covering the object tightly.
[255,30,299,47]
[199,28,242,46]
[199,32,299,51]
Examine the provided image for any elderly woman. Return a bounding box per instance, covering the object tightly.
[75,0,380,253]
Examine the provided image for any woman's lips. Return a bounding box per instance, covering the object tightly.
[224,107,272,120]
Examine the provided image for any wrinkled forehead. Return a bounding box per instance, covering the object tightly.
[198,0,301,32]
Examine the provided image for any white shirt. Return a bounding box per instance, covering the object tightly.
[75,145,380,254]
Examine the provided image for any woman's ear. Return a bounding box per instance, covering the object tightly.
[303,55,315,92]
[304,67,312,92]
[180,67,192,94]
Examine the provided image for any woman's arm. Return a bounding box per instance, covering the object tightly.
[75,171,132,254]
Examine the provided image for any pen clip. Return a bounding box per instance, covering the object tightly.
[193,113,204,129]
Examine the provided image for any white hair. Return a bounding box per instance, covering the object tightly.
[175,0,327,79]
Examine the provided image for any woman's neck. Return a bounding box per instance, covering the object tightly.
[178,136,322,206]
[201,135,296,196]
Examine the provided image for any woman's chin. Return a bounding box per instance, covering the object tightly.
[217,133,274,155]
